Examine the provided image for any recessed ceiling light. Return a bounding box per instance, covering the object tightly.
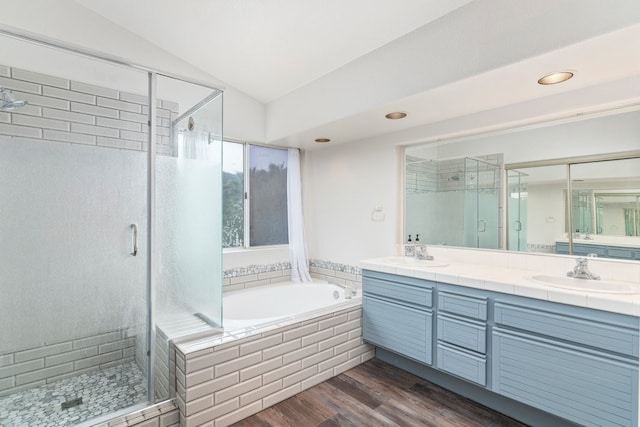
[315,138,330,143]
[537,71,574,85]
[385,112,407,120]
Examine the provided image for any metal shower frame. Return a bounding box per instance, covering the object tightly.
[0,22,224,408]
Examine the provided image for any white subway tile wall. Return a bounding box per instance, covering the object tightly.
[0,64,176,154]
[175,305,374,427]
[0,329,137,397]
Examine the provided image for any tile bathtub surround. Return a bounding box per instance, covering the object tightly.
[0,329,138,398]
[0,64,177,155]
[174,305,374,427]
[223,263,292,292]
[222,260,362,292]
[309,259,362,289]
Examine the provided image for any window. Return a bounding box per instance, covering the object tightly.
[222,141,289,248]
[222,141,244,247]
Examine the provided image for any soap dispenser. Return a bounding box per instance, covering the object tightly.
[404,235,415,257]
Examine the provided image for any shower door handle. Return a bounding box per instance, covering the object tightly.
[514,220,522,231]
[478,219,487,233]
[130,224,138,256]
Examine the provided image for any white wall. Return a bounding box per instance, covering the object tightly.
[303,138,399,266]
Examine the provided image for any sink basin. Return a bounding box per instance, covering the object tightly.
[528,275,640,294]
[384,256,449,268]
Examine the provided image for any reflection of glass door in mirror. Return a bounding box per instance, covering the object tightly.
[507,170,528,251]
[462,157,500,249]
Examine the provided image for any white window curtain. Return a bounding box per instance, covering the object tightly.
[287,148,311,282]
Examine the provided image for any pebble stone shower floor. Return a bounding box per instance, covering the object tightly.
[0,362,146,427]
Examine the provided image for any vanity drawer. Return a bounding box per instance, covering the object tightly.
[437,314,486,354]
[494,302,639,357]
[363,274,433,309]
[436,343,486,386]
[438,291,487,321]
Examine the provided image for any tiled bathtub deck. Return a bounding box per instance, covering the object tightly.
[0,362,146,427]
[175,301,374,427]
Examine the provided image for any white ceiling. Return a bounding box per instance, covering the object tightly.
[76,0,472,103]
[74,0,640,149]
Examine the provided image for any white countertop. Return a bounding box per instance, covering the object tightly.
[360,256,640,317]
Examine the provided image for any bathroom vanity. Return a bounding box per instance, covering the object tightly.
[361,257,640,427]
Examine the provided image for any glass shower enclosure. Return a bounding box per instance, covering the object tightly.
[0,29,223,426]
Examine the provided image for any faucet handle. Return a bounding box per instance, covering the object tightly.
[587,253,598,258]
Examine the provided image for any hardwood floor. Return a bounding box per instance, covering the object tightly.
[232,359,528,427]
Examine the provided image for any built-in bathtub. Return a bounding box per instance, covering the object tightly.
[173,279,373,427]
[223,280,358,330]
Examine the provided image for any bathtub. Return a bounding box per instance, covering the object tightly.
[223,280,358,331]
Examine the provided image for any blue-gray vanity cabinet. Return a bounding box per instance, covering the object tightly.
[362,269,639,426]
[492,300,639,427]
[362,270,434,365]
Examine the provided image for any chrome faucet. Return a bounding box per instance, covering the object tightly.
[567,257,600,280]
[415,243,434,261]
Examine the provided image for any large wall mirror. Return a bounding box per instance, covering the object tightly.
[404,106,640,260]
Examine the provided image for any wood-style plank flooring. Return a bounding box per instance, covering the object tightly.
[233,359,528,427]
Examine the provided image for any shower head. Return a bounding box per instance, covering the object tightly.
[0,88,27,111]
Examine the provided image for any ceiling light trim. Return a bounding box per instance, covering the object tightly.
[385,111,408,120]
[537,71,575,85]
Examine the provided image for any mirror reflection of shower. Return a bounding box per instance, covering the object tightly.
[405,154,501,249]
[0,87,27,111]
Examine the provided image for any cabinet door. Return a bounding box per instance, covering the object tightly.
[363,296,432,364]
[493,329,638,427]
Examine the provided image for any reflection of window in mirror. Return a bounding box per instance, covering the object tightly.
[570,158,640,246]
[506,156,640,259]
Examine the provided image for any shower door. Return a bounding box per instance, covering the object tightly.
[0,138,151,422]
[0,42,151,426]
